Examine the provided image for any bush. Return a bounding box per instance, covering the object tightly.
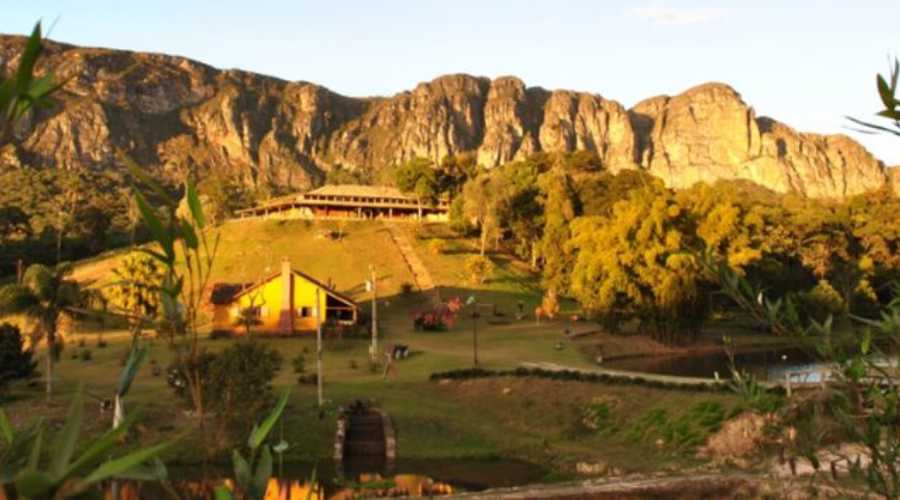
[79,349,93,362]
[292,354,307,383]
[464,255,494,285]
[168,341,283,428]
[0,323,37,392]
[400,282,415,295]
[427,238,446,255]
[800,280,846,322]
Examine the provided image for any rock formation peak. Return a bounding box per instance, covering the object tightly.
[0,35,889,198]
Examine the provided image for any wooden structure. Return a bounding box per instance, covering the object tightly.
[235,184,449,221]
[208,259,358,335]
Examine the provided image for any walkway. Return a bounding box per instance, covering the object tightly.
[383,222,441,305]
[520,361,765,389]
[396,473,761,499]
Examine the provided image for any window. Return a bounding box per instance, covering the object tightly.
[298,306,312,318]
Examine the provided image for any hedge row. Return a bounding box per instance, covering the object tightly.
[429,366,786,395]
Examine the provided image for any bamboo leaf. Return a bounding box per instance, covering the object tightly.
[232,450,251,492]
[121,153,175,208]
[28,425,43,469]
[214,486,235,500]
[117,344,149,397]
[186,179,206,229]
[133,189,174,259]
[50,388,84,479]
[81,441,170,485]
[253,447,273,498]
[878,75,894,109]
[181,218,199,250]
[305,466,317,500]
[248,389,290,450]
[0,409,12,445]
[13,469,55,498]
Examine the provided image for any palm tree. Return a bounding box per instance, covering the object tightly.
[0,263,81,400]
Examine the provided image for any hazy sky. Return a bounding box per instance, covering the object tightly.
[5,1,899,164]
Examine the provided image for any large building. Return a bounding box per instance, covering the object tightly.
[235,184,449,221]
[208,260,358,335]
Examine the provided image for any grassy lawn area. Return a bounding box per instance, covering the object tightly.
[2,218,749,477]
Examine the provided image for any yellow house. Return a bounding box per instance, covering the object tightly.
[209,260,358,335]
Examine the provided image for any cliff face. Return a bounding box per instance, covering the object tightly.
[0,36,889,197]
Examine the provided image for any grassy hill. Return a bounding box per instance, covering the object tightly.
[1,217,747,477]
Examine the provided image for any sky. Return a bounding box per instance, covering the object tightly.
[4,1,900,164]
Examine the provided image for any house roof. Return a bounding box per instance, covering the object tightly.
[209,268,358,308]
[305,184,410,200]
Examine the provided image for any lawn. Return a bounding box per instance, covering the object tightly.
[2,218,747,477]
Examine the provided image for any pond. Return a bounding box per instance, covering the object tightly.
[104,458,547,499]
[604,346,829,382]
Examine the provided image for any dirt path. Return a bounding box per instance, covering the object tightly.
[398,473,762,499]
[384,222,441,305]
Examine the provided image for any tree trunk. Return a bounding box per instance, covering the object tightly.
[480,226,487,256]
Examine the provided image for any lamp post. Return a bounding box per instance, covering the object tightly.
[369,264,378,363]
[316,291,323,408]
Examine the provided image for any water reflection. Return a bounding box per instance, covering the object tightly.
[102,474,454,500]
[605,346,824,381]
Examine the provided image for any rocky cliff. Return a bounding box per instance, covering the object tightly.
[0,35,890,197]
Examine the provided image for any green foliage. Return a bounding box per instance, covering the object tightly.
[214,389,292,500]
[426,238,447,255]
[394,157,439,206]
[847,57,900,137]
[0,323,37,394]
[0,387,169,499]
[0,263,81,399]
[194,174,255,226]
[168,341,282,429]
[568,183,705,343]
[105,253,164,321]
[325,165,372,186]
[0,22,65,148]
[464,255,494,285]
[800,280,847,323]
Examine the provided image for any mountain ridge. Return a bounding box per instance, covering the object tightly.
[0,34,890,198]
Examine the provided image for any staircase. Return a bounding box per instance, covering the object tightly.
[383,222,442,306]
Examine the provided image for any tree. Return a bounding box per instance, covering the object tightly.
[0,263,81,400]
[438,152,478,199]
[461,173,505,255]
[537,166,579,294]
[568,184,705,344]
[394,157,439,219]
[464,255,494,285]
[105,253,164,346]
[0,323,37,395]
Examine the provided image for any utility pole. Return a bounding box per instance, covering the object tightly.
[369,264,378,363]
[316,291,323,408]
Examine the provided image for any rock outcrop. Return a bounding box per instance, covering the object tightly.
[0,35,890,197]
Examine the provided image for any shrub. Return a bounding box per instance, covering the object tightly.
[0,323,37,392]
[400,282,415,295]
[168,341,283,429]
[79,349,93,362]
[800,280,847,322]
[292,354,307,383]
[464,255,494,285]
[208,341,283,428]
[348,359,359,370]
[427,238,447,255]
